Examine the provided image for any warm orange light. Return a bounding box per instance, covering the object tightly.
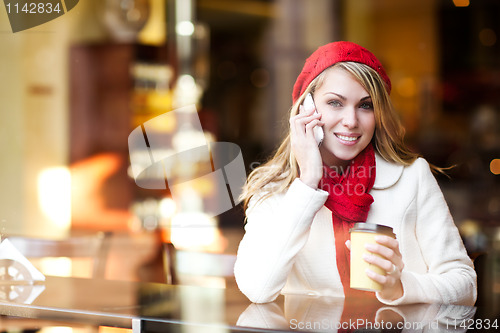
[70,153,132,230]
[490,159,500,175]
[38,167,71,230]
[453,0,470,7]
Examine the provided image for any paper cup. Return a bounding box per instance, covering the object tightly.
[350,223,396,291]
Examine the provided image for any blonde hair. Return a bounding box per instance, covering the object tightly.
[240,62,422,211]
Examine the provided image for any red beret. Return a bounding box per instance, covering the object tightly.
[292,41,391,103]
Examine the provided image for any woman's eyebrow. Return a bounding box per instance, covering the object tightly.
[324,92,346,100]
[324,93,371,102]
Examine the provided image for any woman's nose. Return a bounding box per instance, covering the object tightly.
[341,107,358,128]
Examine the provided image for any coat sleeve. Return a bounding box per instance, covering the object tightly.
[234,179,328,303]
[377,158,477,306]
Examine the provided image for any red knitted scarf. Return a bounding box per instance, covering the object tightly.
[320,144,376,299]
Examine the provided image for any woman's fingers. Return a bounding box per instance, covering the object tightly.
[305,119,324,129]
[348,231,403,301]
[364,252,403,301]
[290,103,324,188]
[362,235,405,300]
[363,252,395,273]
[365,236,404,267]
[304,119,324,139]
[375,235,400,253]
[366,266,404,301]
[364,244,396,265]
[291,112,322,129]
[290,112,322,144]
[365,268,391,284]
[292,104,315,122]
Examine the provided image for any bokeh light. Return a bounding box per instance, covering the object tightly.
[490,159,500,175]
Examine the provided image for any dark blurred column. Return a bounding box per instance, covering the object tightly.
[263,0,340,149]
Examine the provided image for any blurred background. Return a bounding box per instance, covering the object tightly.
[0,0,499,309]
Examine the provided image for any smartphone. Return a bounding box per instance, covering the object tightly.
[303,93,324,146]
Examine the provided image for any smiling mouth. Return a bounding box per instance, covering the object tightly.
[335,134,360,142]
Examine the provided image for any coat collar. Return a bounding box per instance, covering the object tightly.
[373,152,404,189]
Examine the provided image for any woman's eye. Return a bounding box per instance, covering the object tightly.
[328,100,342,108]
[359,102,373,110]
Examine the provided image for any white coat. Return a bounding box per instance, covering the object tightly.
[234,154,477,305]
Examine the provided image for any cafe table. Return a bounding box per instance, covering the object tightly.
[0,276,495,332]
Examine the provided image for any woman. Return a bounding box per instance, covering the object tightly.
[234,41,477,306]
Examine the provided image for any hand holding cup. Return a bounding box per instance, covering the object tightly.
[348,224,404,301]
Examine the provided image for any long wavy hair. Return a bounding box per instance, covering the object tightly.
[240,62,423,211]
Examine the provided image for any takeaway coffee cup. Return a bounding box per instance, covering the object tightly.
[350,223,396,291]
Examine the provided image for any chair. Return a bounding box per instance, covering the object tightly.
[3,231,112,279]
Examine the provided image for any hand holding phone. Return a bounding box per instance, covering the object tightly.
[302,93,324,146]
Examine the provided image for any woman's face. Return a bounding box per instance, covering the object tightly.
[313,66,376,168]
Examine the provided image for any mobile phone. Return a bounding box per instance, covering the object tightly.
[303,93,324,146]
